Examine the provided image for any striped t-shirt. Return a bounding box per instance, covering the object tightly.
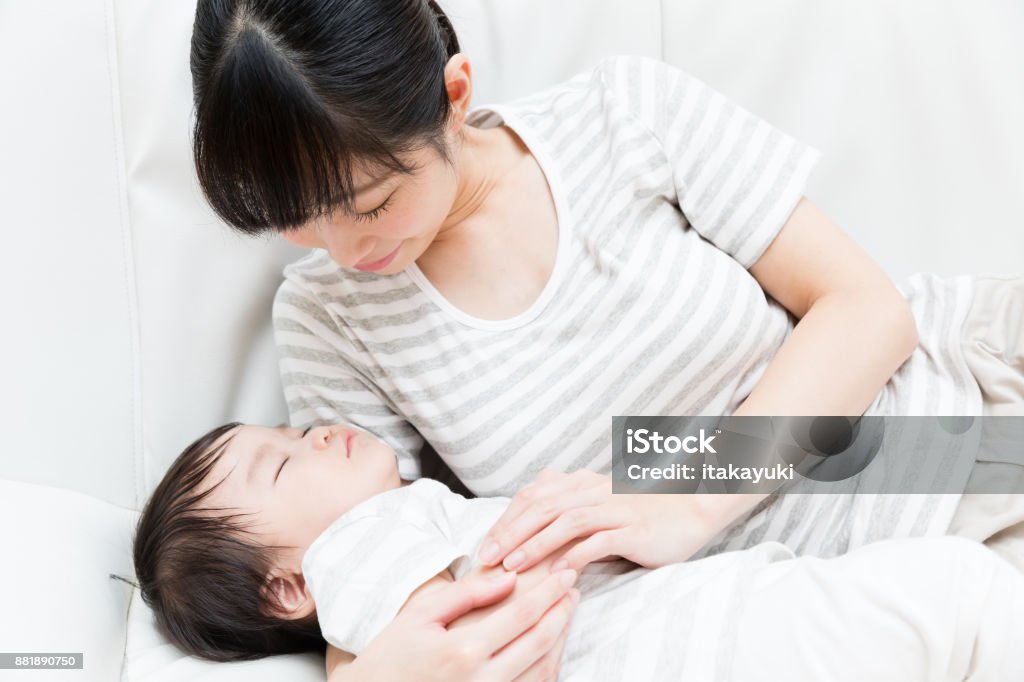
[273,55,982,557]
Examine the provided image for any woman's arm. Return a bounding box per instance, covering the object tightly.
[636,195,921,546]
[737,196,919,416]
[474,197,920,573]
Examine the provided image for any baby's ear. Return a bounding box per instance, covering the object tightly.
[263,571,315,620]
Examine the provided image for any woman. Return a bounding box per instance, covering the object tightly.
[189,0,1024,678]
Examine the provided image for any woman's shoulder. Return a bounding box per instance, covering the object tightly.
[281,247,334,278]
[590,53,677,82]
[272,249,336,319]
[590,54,709,111]
[481,55,689,133]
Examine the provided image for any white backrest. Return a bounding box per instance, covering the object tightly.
[659,0,1024,279]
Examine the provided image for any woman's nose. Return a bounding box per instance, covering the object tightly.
[327,235,377,269]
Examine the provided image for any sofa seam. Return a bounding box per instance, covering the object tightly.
[102,1,143,677]
[118,586,137,682]
[102,0,145,515]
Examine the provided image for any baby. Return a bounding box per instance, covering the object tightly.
[133,421,1024,680]
[133,421,595,663]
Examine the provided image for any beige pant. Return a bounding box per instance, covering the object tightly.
[948,275,1024,571]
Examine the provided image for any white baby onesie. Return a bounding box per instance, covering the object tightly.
[301,478,1024,681]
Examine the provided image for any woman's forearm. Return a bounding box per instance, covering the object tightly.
[690,288,920,531]
[733,287,919,418]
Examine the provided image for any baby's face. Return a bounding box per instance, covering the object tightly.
[199,423,401,554]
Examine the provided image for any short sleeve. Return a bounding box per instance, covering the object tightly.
[272,276,425,479]
[301,512,464,655]
[600,55,822,269]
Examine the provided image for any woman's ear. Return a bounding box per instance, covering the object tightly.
[443,54,473,131]
[263,570,316,620]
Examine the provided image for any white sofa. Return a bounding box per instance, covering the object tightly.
[2,1,1022,679]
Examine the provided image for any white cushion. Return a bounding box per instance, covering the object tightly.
[0,480,136,681]
[122,595,324,682]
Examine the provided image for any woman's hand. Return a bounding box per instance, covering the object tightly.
[334,569,579,682]
[477,469,764,573]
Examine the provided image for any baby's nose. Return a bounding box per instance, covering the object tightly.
[309,426,334,449]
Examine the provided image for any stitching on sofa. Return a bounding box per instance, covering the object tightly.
[102,3,146,677]
[117,586,138,682]
[102,0,145,516]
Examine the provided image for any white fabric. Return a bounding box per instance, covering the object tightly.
[302,479,509,655]
[305,478,1024,681]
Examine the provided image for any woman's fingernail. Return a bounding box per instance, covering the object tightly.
[559,569,578,588]
[569,588,581,603]
[478,540,498,564]
[503,550,525,571]
[551,559,569,573]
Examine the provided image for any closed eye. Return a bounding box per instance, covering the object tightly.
[275,426,311,483]
[275,426,314,484]
[353,192,394,223]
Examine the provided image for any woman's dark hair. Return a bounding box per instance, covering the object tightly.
[132,422,324,661]
[190,0,462,235]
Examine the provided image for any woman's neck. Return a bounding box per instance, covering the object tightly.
[434,124,524,246]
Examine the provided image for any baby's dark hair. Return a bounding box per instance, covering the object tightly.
[132,422,324,661]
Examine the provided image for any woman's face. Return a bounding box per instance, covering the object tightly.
[281,144,461,275]
[198,423,401,553]
[278,54,476,274]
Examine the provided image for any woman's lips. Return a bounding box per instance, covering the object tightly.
[344,432,355,458]
[354,245,401,272]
